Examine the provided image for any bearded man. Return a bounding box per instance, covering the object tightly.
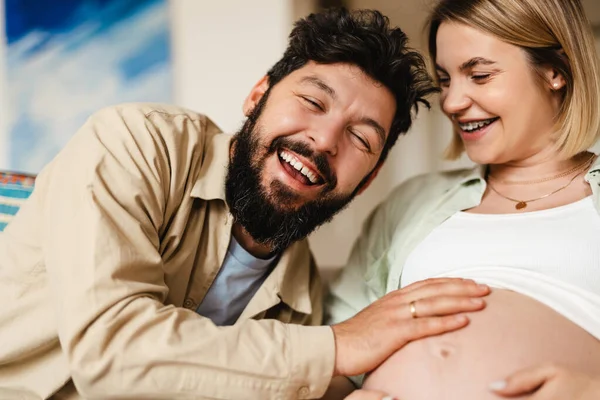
[0,8,488,400]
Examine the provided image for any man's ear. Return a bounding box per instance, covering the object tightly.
[243,76,270,116]
[357,163,383,195]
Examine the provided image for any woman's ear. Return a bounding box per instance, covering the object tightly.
[545,67,566,91]
[243,76,270,116]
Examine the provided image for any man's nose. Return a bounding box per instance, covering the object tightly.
[305,122,343,157]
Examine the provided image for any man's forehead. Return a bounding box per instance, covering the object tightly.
[290,62,370,85]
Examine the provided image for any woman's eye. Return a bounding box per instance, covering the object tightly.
[472,74,491,82]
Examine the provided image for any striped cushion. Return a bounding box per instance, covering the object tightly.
[0,172,35,231]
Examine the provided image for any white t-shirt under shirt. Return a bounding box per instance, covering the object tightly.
[401,196,600,339]
[196,235,277,326]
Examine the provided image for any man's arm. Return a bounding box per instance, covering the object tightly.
[40,105,334,399]
[40,105,487,399]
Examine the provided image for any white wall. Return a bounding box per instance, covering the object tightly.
[170,0,296,133]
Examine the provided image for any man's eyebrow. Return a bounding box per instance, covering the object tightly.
[360,117,386,148]
[435,57,496,73]
[299,76,337,99]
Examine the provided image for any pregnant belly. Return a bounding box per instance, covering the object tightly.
[363,289,600,400]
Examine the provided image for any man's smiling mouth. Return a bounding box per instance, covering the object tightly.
[278,150,324,185]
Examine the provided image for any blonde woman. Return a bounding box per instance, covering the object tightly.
[326,0,600,399]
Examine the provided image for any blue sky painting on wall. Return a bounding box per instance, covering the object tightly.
[4,0,172,173]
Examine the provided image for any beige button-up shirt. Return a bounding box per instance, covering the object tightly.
[0,104,335,400]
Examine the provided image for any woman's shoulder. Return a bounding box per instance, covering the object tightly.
[358,166,482,250]
[385,166,480,207]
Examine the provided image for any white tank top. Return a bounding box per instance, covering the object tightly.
[401,196,600,339]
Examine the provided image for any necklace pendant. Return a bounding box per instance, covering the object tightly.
[515,201,527,210]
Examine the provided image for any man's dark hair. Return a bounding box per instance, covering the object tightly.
[266,7,438,167]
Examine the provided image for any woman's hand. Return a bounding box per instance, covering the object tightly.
[490,363,600,399]
[332,277,489,377]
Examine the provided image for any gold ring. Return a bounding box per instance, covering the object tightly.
[409,301,418,319]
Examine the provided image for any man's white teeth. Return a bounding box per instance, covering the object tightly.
[460,118,496,132]
[280,151,318,183]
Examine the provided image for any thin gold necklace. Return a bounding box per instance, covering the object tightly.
[488,153,595,185]
[487,165,590,210]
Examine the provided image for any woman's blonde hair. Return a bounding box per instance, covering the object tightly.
[427,0,600,160]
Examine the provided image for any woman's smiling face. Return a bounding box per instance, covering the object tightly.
[436,22,562,165]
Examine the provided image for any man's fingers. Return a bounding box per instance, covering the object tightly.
[399,314,470,342]
[406,295,485,319]
[344,389,397,400]
[401,277,468,291]
[489,364,557,396]
[399,278,490,302]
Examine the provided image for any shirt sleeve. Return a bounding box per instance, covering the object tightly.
[324,203,396,326]
[324,173,429,324]
[38,105,335,399]
[322,197,395,389]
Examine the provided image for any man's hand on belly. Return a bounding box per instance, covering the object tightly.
[491,363,600,399]
[331,277,490,377]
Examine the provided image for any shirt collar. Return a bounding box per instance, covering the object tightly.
[584,154,600,210]
[274,240,314,314]
[237,240,315,318]
[458,163,487,185]
[584,153,600,182]
[190,131,314,315]
[189,132,233,201]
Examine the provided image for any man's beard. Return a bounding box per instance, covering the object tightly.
[225,95,359,253]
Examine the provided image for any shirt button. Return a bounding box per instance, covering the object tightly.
[297,386,310,397]
[183,298,196,309]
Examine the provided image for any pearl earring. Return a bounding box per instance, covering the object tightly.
[553,82,560,89]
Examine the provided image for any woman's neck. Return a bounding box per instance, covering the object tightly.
[487,150,592,182]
